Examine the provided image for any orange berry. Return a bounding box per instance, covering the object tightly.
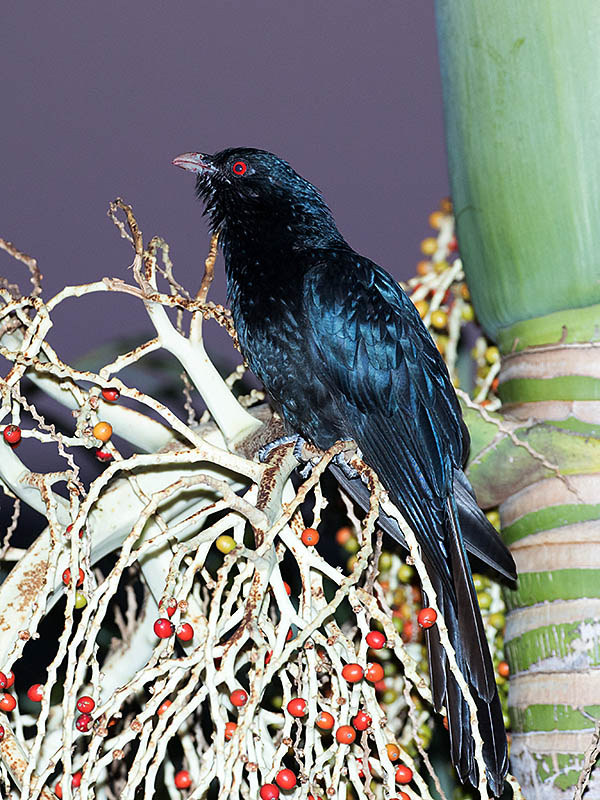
[92,421,112,442]
[498,661,510,678]
[386,742,401,761]
[416,260,431,276]
[428,210,444,229]
[335,526,352,545]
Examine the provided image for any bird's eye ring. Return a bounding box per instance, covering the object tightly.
[232,161,247,176]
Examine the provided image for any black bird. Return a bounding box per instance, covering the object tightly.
[173,147,515,795]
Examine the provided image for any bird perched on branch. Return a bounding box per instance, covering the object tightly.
[173,147,515,795]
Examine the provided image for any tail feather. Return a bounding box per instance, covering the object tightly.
[422,502,508,794]
[326,462,516,583]
[445,496,497,702]
[350,425,509,795]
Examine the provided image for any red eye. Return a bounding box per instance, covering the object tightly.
[232,160,247,176]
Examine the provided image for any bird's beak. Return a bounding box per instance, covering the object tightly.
[172,152,217,175]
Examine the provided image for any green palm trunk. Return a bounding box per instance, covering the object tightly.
[435,2,600,796]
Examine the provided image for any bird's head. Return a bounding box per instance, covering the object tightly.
[172,147,342,248]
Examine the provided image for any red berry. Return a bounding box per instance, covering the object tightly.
[315,711,335,730]
[341,663,364,683]
[0,693,16,712]
[352,710,371,731]
[448,235,458,252]
[336,725,356,744]
[3,671,14,689]
[283,581,291,595]
[417,607,437,628]
[101,387,120,402]
[301,528,319,546]
[395,765,413,784]
[27,684,43,702]
[65,523,84,539]
[366,630,386,649]
[62,567,84,588]
[174,770,192,789]
[275,769,297,790]
[264,650,273,665]
[3,425,21,445]
[176,623,194,642]
[402,621,414,642]
[54,772,82,799]
[286,627,294,642]
[166,599,177,617]
[77,695,95,713]
[365,662,384,683]
[157,700,172,716]
[0,725,4,740]
[286,697,307,718]
[260,784,280,800]
[0,672,7,689]
[76,713,92,732]
[230,689,248,707]
[95,448,113,462]
[153,618,175,639]
[224,721,237,740]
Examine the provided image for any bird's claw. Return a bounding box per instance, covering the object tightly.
[258,433,308,463]
[333,451,360,480]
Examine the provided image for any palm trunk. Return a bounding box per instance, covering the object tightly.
[435,2,600,797]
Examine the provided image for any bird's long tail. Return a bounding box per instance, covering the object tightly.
[423,497,508,795]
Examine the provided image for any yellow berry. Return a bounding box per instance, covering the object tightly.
[485,346,500,365]
[428,210,444,229]
[420,237,438,256]
[430,309,448,330]
[440,197,453,214]
[489,612,506,630]
[378,552,393,572]
[93,421,113,442]
[461,304,475,322]
[433,259,449,273]
[486,510,501,531]
[414,300,429,319]
[397,564,414,583]
[75,592,87,609]
[215,534,236,554]
[460,284,471,300]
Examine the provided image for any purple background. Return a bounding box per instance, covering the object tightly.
[1,2,448,366]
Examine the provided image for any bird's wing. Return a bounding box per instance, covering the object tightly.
[302,251,466,573]
[303,251,466,472]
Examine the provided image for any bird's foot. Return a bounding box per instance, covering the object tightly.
[258,433,308,464]
[332,451,360,480]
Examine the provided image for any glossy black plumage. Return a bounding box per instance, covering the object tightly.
[174,147,515,794]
